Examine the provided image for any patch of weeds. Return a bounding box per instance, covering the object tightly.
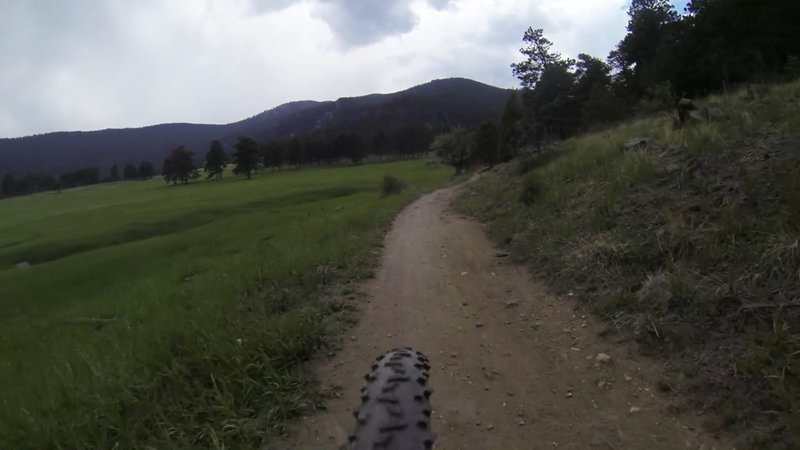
[685,122,722,154]
[640,81,676,113]
[380,174,406,197]
[516,148,560,174]
[777,168,800,229]
[738,110,756,133]
[743,310,800,448]
[519,171,546,205]
[637,271,672,314]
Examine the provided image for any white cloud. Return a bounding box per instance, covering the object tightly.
[0,0,659,137]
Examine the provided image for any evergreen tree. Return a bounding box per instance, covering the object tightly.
[2,174,15,196]
[581,83,627,127]
[527,60,580,142]
[232,136,260,179]
[287,137,304,168]
[473,122,499,166]
[263,140,285,171]
[123,163,138,180]
[373,130,388,160]
[162,146,198,185]
[498,91,524,161]
[138,161,154,179]
[574,54,612,105]
[511,28,562,89]
[204,140,227,181]
[334,133,365,165]
[60,167,100,187]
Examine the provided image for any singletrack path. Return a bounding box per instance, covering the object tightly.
[286,185,731,449]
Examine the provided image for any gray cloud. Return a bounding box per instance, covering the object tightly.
[427,0,451,11]
[0,1,129,136]
[310,0,455,48]
[312,0,419,47]
[246,0,297,14]
[0,0,677,138]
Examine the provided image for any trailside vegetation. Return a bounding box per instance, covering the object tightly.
[454,0,800,446]
[458,80,800,448]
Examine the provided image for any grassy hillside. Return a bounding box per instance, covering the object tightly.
[457,81,800,447]
[0,160,451,448]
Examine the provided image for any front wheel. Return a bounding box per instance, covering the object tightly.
[349,347,434,449]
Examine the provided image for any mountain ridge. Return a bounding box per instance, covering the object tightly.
[0,77,510,177]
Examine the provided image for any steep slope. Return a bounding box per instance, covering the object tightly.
[456,80,800,447]
[0,78,510,177]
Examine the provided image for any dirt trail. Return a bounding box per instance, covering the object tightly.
[285,185,732,449]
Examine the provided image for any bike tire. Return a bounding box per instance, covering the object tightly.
[349,347,434,450]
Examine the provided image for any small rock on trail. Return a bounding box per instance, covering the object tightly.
[595,353,612,363]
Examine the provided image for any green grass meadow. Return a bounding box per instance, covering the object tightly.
[0,159,450,448]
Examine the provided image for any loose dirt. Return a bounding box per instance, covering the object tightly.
[284,185,733,449]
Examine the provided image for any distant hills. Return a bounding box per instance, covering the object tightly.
[0,78,511,177]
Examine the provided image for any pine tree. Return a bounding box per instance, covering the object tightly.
[232,136,260,179]
[138,161,154,179]
[123,163,138,180]
[162,146,198,185]
[498,91,524,161]
[473,122,499,166]
[2,174,15,196]
[204,140,227,181]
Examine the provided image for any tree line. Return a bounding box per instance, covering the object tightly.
[507,0,800,146]
[1,124,438,196]
[429,0,800,173]
[1,161,155,197]
[429,91,524,174]
[161,127,436,185]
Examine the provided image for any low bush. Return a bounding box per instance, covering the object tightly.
[380,174,406,196]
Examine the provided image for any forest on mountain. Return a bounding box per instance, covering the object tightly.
[0,78,509,197]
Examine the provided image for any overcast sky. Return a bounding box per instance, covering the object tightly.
[0,0,688,138]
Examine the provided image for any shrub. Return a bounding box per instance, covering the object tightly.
[381,174,406,196]
[519,172,545,205]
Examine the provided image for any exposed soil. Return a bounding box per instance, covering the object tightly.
[282,185,734,449]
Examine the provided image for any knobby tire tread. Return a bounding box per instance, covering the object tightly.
[349,347,433,450]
